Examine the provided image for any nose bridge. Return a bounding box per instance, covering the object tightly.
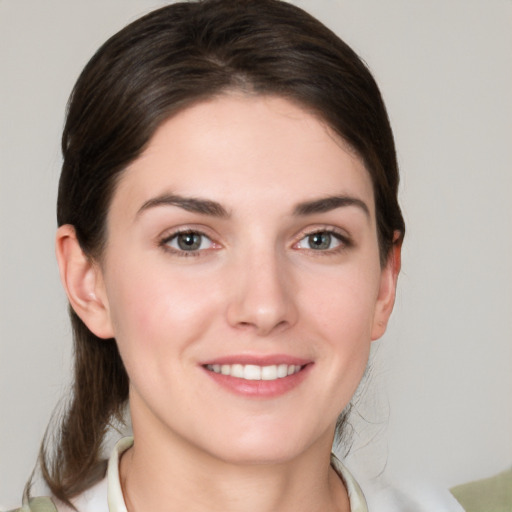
[226,242,297,335]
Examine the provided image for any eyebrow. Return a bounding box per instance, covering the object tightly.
[137,194,230,218]
[293,195,370,217]
[136,193,369,220]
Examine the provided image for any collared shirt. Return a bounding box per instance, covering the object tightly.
[53,436,367,512]
[11,436,465,512]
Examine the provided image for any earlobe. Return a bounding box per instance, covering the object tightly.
[55,225,114,339]
[371,232,402,341]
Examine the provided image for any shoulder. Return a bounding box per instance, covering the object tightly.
[5,497,57,512]
[363,481,466,512]
[450,467,512,512]
[5,474,109,512]
[350,470,466,512]
[332,453,466,512]
[65,475,108,512]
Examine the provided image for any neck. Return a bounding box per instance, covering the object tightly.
[120,425,349,512]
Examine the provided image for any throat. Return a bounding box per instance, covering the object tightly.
[119,443,350,512]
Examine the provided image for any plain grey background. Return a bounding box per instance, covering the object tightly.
[1,0,511,508]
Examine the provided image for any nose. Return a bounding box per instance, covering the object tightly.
[226,250,298,336]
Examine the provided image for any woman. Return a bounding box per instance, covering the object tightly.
[12,0,410,510]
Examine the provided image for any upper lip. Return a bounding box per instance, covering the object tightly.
[200,354,312,367]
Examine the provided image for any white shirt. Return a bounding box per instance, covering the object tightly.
[58,437,463,512]
[60,437,368,512]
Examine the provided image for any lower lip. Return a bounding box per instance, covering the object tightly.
[201,364,312,398]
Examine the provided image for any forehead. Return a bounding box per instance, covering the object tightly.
[110,94,375,219]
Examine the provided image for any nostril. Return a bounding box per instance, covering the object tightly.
[226,280,298,334]
[233,318,289,336]
[274,320,288,331]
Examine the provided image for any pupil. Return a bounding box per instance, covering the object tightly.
[178,233,201,250]
[309,232,331,250]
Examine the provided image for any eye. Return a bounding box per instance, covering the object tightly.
[295,231,346,251]
[163,231,214,253]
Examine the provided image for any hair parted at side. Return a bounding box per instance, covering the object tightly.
[43,0,405,505]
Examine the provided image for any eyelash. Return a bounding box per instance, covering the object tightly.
[158,227,352,257]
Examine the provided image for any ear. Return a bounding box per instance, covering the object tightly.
[371,232,402,341]
[55,225,114,339]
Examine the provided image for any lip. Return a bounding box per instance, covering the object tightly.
[200,354,313,398]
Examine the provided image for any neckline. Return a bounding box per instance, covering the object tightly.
[106,437,368,512]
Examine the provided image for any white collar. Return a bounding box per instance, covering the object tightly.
[106,437,132,512]
[106,437,368,512]
[330,454,368,512]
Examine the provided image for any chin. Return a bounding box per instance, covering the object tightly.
[196,421,332,466]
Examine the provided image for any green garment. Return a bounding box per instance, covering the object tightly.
[6,497,57,512]
[451,467,512,512]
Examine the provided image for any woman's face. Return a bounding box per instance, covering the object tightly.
[94,94,398,464]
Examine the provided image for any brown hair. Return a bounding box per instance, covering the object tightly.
[43,0,405,505]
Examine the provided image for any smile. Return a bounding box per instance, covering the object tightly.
[205,363,303,381]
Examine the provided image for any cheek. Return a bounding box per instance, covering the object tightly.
[300,261,380,389]
[105,262,222,358]
[302,263,380,339]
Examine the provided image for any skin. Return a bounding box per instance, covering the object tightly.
[57,94,400,512]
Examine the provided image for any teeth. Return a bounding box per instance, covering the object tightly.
[232,364,244,378]
[261,365,276,380]
[244,364,261,380]
[277,364,288,378]
[206,363,303,381]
